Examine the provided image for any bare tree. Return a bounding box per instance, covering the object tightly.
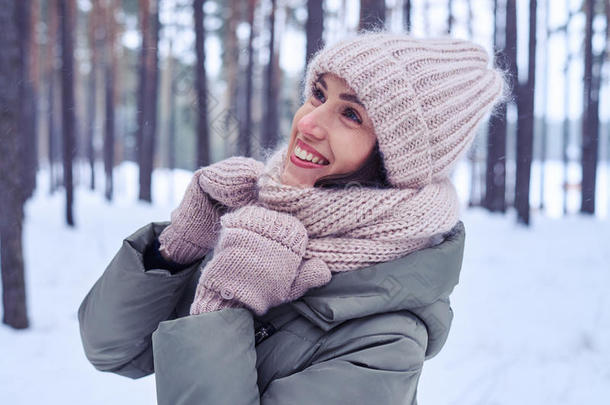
[239,0,256,157]
[580,0,607,214]
[447,0,454,34]
[403,0,411,32]
[485,0,508,212]
[86,1,102,190]
[18,0,39,202]
[306,0,324,67]
[194,0,210,167]
[561,0,574,215]
[262,0,280,151]
[59,0,76,226]
[359,0,385,30]
[104,0,119,200]
[223,0,240,158]
[45,0,61,194]
[515,0,537,225]
[0,0,29,329]
[538,0,550,210]
[138,0,160,201]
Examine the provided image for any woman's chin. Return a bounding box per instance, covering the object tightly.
[280,167,316,188]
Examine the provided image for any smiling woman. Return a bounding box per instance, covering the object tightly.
[78,31,507,405]
[281,73,378,188]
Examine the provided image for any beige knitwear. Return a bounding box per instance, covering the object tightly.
[304,32,505,189]
[158,156,264,264]
[157,32,505,316]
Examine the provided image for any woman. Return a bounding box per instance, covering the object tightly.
[78,32,505,404]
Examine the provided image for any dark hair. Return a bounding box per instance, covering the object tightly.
[313,141,391,189]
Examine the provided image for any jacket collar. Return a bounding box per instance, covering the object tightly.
[290,221,465,358]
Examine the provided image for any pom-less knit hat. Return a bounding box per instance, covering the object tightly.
[303,32,505,189]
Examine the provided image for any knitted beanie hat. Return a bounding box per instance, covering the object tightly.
[303,32,505,189]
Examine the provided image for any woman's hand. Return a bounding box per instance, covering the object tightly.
[158,157,263,265]
[189,205,332,316]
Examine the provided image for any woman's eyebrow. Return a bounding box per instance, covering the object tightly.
[317,76,365,108]
[339,93,365,108]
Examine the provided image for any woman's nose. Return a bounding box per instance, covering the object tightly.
[296,108,328,140]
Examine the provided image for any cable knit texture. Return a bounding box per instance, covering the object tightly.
[183,33,504,315]
[158,157,263,264]
[304,33,505,189]
[190,206,332,316]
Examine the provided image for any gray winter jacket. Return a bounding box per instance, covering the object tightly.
[78,221,464,404]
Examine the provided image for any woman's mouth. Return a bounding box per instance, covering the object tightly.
[290,140,329,169]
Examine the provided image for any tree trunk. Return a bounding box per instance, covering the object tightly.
[45,0,60,194]
[1,0,29,329]
[580,0,604,214]
[467,0,473,38]
[167,39,177,171]
[447,0,454,34]
[562,0,571,215]
[223,0,240,158]
[194,0,210,168]
[102,0,118,201]
[239,0,256,157]
[305,0,324,67]
[359,0,385,30]
[403,0,411,32]
[484,0,507,213]
[59,0,75,226]
[139,0,159,201]
[17,0,39,202]
[87,1,101,191]
[515,0,537,225]
[538,0,549,210]
[136,0,148,186]
[262,0,279,151]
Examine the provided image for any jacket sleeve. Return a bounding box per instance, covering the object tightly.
[77,222,203,379]
[152,308,427,405]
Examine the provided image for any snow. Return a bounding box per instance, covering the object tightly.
[1,162,609,404]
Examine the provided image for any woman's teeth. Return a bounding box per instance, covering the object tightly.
[294,145,328,165]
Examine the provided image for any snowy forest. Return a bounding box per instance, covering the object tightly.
[1,0,609,404]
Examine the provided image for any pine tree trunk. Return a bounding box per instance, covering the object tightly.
[403,0,411,32]
[239,0,256,157]
[167,39,177,171]
[1,0,29,329]
[580,0,602,214]
[137,0,148,185]
[262,0,279,151]
[484,0,507,212]
[18,0,39,202]
[223,0,240,158]
[305,0,324,67]
[515,0,537,225]
[538,0,549,210]
[194,0,209,168]
[139,0,159,201]
[359,0,385,30]
[87,1,100,191]
[447,0,454,34]
[59,0,75,226]
[103,0,118,201]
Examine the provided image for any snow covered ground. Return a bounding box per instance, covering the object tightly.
[1,162,608,404]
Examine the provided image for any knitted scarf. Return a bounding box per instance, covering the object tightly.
[206,145,460,272]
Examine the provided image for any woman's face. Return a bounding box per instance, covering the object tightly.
[281,73,377,188]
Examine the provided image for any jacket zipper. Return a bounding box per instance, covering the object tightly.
[254,321,277,345]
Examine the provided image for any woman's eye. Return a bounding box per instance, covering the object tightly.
[343,108,362,124]
[312,85,325,103]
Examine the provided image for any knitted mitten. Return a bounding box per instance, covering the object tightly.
[158,156,264,264]
[190,206,332,316]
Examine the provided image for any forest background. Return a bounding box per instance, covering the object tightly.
[0,2,609,402]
